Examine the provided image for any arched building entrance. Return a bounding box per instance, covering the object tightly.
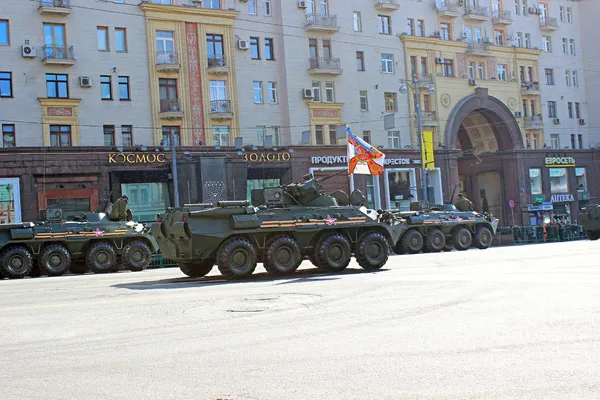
[444,88,523,225]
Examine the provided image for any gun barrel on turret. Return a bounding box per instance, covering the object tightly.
[315,168,348,184]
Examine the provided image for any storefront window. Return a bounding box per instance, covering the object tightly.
[387,170,414,211]
[549,168,568,193]
[529,168,542,195]
[366,176,375,209]
[121,182,171,223]
[0,180,20,224]
[46,198,91,220]
[576,168,586,192]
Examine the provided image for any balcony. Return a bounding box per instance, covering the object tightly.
[207,54,229,74]
[305,14,340,32]
[159,99,183,119]
[436,2,461,18]
[540,17,559,31]
[421,111,439,126]
[521,82,541,96]
[466,42,492,56]
[523,115,544,130]
[156,51,180,72]
[492,9,512,25]
[375,0,399,11]
[210,100,233,120]
[42,45,75,65]
[308,57,342,75]
[38,0,71,15]
[464,6,489,21]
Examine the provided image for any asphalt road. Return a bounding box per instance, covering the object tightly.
[1,241,599,400]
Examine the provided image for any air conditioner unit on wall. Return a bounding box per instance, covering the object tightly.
[435,57,444,64]
[237,40,250,50]
[302,88,315,99]
[79,76,92,87]
[554,118,561,124]
[22,44,36,58]
[579,118,586,125]
[469,78,477,86]
[298,0,308,8]
[515,111,523,117]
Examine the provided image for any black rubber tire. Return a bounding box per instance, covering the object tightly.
[315,233,352,272]
[425,229,446,253]
[402,229,424,254]
[217,238,257,280]
[264,236,302,276]
[122,241,152,271]
[29,265,43,278]
[86,242,117,273]
[1,247,33,279]
[355,232,389,271]
[453,227,473,251]
[70,262,87,274]
[473,226,493,249]
[39,244,71,276]
[443,237,454,252]
[179,260,214,277]
[392,242,406,255]
[587,231,600,241]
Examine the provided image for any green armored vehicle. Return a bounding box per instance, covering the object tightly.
[392,203,499,254]
[152,172,406,280]
[0,209,159,279]
[579,204,600,240]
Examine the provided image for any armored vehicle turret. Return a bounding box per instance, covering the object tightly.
[579,204,600,240]
[0,209,159,279]
[152,172,406,280]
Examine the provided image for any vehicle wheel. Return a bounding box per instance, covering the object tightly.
[264,236,302,276]
[123,241,152,272]
[179,260,214,277]
[70,262,87,275]
[355,232,389,271]
[39,244,71,276]
[86,242,117,273]
[402,229,424,254]
[392,241,406,255]
[315,233,352,272]
[453,227,472,251]
[443,237,454,252]
[587,231,600,241]
[474,226,493,249]
[217,238,257,280]
[29,265,43,278]
[425,229,446,253]
[1,247,33,279]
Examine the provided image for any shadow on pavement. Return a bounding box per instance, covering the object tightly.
[112,267,389,291]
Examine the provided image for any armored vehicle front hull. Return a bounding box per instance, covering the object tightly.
[579,204,600,240]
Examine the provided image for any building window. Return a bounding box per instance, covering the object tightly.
[115,28,127,52]
[161,126,181,147]
[522,99,528,118]
[0,72,12,97]
[209,80,227,106]
[353,12,362,32]
[442,59,453,77]
[2,124,15,147]
[567,102,573,118]
[388,131,401,149]
[547,101,557,118]
[159,78,179,112]
[43,23,66,59]
[542,36,551,52]
[423,94,431,111]
[268,81,277,103]
[156,31,175,64]
[569,39,576,56]
[263,0,272,16]
[570,134,576,149]
[328,125,337,144]
[468,62,475,79]
[575,102,581,119]
[315,125,324,145]
[573,71,579,87]
[514,0,519,15]
[440,23,450,41]
[576,168,586,192]
[567,7,572,23]
[562,38,568,55]
[378,15,391,35]
[250,37,260,59]
[409,56,417,75]
[248,0,257,15]
[46,74,69,99]
[494,29,504,46]
[407,18,414,36]
[477,63,485,80]
[384,92,397,112]
[121,125,133,147]
[100,75,112,100]
[267,126,280,146]
[253,81,263,103]
[323,39,332,59]
[0,20,9,45]
[97,26,109,51]
[578,134,583,149]
[49,125,71,147]
[103,125,115,146]
[356,51,365,71]
[265,38,274,60]
[118,76,130,100]
[524,33,531,48]
[381,54,393,73]
[529,169,542,195]
[420,57,428,76]
[545,68,554,85]
[549,168,568,193]
[325,81,335,103]
[206,34,224,65]
[204,0,220,8]
[550,134,560,149]
[362,130,371,143]
[416,20,424,37]
[359,90,368,111]
[312,81,321,102]
[213,126,230,146]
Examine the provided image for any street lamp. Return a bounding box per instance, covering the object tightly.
[170,128,180,207]
[399,74,435,204]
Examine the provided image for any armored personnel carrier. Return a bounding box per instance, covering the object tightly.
[579,204,600,240]
[0,209,159,279]
[391,203,499,254]
[152,172,406,280]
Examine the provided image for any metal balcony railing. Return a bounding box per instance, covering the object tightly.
[156,51,178,65]
[305,13,338,28]
[159,99,181,113]
[210,100,232,114]
[492,9,512,22]
[40,0,71,8]
[465,6,488,17]
[42,45,74,60]
[437,2,460,13]
[421,111,437,123]
[523,115,544,128]
[309,57,341,70]
[207,54,226,68]
[540,17,559,29]
[521,82,540,92]
[467,42,490,53]
[376,0,397,5]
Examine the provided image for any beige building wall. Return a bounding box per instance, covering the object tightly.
[580,0,600,148]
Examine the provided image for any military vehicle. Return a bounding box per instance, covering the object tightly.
[391,203,499,254]
[579,204,600,240]
[152,172,406,280]
[0,209,159,279]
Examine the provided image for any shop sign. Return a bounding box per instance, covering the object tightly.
[312,109,339,118]
[311,156,420,166]
[532,195,545,203]
[242,152,291,162]
[550,193,574,203]
[108,153,166,164]
[528,204,553,211]
[544,156,576,168]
